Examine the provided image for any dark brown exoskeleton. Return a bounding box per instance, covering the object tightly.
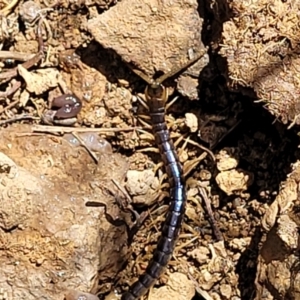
[122,50,205,300]
[121,82,186,300]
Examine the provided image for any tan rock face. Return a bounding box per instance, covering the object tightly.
[87,0,208,80]
[255,161,300,300]
[0,125,130,299]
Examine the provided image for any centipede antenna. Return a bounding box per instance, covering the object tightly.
[128,48,206,86]
[129,65,153,85]
[156,48,207,84]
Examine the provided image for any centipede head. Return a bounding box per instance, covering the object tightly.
[145,82,168,103]
[129,50,205,103]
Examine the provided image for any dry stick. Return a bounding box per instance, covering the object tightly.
[0,51,35,61]
[211,119,242,150]
[0,115,39,125]
[183,137,216,161]
[173,132,215,162]
[0,18,45,84]
[187,272,214,300]
[0,20,45,119]
[198,186,223,241]
[0,80,21,99]
[85,198,127,228]
[111,179,133,205]
[175,236,199,252]
[0,51,43,83]
[31,125,142,134]
[0,98,20,114]
[0,0,20,16]
[71,132,99,163]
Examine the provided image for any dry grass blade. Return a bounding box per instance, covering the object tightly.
[0,0,20,15]
[183,152,207,178]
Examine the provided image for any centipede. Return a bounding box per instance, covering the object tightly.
[122,51,205,300]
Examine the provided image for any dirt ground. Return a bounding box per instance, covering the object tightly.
[0,0,300,300]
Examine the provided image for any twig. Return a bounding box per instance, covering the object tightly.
[183,137,216,161]
[0,51,35,61]
[187,272,214,300]
[0,114,39,125]
[71,132,99,163]
[0,80,21,99]
[198,186,223,241]
[174,133,215,162]
[36,17,46,52]
[0,98,20,114]
[38,9,53,41]
[175,236,199,251]
[0,18,45,84]
[0,0,20,16]
[0,52,43,82]
[211,119,241,150]
[183,152,207,178]
[31,125,142,134]
[86,181,147,242]
[111,179,133,205]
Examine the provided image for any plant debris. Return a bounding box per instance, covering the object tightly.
[218,0,300,126]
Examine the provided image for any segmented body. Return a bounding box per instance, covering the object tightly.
[121,83,186,300]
